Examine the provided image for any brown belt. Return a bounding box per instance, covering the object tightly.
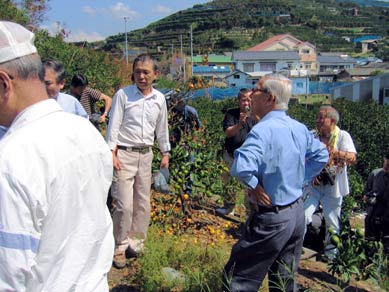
[117,145,150,154]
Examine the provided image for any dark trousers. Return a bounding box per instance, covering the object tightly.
[223,199,305,292]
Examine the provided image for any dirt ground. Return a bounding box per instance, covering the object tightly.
[107,197,384,292]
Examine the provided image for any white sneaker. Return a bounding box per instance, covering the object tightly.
[216,207,234,216]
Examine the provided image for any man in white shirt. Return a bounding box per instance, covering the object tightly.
[304,105,357,261]
[106,53,170,269]
[43,59,88,118]
[0,21,114,291]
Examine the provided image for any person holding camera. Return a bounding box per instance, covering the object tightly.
[304,105,357,261]
[363,153,389,253]
[216,88,257,216]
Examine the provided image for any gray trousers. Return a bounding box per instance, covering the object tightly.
[223,198,305,292]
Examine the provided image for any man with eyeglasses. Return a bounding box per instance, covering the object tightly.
[43,59,88,118]
[222,74,328,292]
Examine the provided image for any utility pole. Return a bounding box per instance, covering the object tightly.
[190,24,193,78]
[124,17,129,65]
[180,34,186,82]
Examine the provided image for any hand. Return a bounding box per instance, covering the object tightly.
[160,154,169,169]
[239,112,247,127]
[99,114,107,123]
[248,184,272,211]
[112,151,121,171]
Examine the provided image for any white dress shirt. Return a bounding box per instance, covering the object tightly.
[0,99,114,292]
[106,85,171,153]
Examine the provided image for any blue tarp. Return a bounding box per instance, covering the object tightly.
[159,82,352,100]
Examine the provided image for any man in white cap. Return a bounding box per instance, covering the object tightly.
[0,21,114,292]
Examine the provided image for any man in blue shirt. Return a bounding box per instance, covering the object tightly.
[43,60,88,119]
[223,74,328,292]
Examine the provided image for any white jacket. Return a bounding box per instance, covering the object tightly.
[0,99,114,292]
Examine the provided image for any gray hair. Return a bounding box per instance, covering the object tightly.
[261,73,291,110]
[0,53,44,81]
[320,105,339,124]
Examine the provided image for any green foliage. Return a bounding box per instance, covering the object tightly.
[35,30,122,95]
[0,0,29,24]
[137,225,229,292]
[328,215,384,284]
[156,76,179,89]
[101,0,388,55]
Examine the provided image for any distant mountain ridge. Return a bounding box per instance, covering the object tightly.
[99,0,388,57]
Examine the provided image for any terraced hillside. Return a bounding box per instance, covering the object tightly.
[101,0,388,56]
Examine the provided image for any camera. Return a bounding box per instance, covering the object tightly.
[315,166,336,185]
[245,106,251,117]
[366,191,379,206]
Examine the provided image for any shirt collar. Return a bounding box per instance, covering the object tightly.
[134,86,157,100]
[260,110,287,122]
[8,99,62,135]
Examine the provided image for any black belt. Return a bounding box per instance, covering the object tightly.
[117,145,150,154]
[256,197,302,213]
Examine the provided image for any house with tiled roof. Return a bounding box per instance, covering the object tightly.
[232,51,300,75]
[247,34,317,75]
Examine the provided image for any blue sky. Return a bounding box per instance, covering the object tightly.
[41,0,208,42]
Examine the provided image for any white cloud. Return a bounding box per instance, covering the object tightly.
[83,2,139,21]
[153,4,172,14]
[83,6,96,17]
[65,30,105,43]
[40,21,65,37]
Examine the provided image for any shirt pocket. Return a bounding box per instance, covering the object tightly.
[144,100,161,128]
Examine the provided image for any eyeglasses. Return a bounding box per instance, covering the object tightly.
[251,87,269,95]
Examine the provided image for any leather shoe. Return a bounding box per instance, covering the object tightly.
[113,251,127,269]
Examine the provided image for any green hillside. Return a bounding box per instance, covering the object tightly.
[101,0,388,57]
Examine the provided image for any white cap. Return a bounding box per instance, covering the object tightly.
[0,21,37,64]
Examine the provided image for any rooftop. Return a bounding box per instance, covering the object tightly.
[233,50,299,60]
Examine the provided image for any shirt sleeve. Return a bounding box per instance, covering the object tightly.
[87,88,102,101]
[230,130,263,189]
[186,106,202,128]
[0,174,42,292]
[363,171,375,195]
[75,99,88,119]
[338,130,357,153]
[223,110,236,131]
[304,131,329,183]
[155,97,171,153]
[106,90,125,150]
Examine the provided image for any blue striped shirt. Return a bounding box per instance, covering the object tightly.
[231,110,328,206]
